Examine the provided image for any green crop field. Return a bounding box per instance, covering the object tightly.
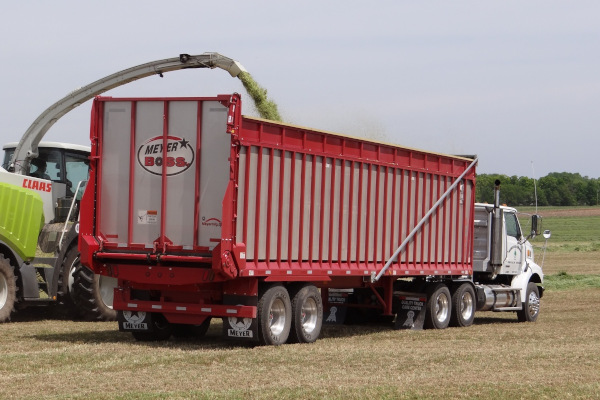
[1,207,599,399]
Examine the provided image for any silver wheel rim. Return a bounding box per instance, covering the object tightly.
[268,298,286,337]
[0,273,7,309]
[460,291,474,321]
[528,291,540,317]
[99,276,117,309]
[435,292,450,323]
[301,297,318,334]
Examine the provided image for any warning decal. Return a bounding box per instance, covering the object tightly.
[138,210,158,224]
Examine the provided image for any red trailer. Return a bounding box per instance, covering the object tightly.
[80,94,478,344]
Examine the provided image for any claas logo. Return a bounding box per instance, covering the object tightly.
[137,136,195,176]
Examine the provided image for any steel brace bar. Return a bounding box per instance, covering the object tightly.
[372,157,479,282]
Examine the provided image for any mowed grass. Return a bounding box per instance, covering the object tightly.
[1,207,599,399]
[519,206,600,274]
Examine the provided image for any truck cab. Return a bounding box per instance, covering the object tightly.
[472,202,544,321]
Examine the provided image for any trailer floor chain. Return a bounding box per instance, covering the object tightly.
[72,260,117,321]
[0,254,17,322]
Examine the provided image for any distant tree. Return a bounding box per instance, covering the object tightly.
[475,172,598,206]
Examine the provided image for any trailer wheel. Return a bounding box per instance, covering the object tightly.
[517,282,540,322]
[0,255,17,323]
[424,284,452,329]
[73,263,118,321]
[131,313,173,341]
[257,285,292,346]
[289,285,323,343]
[450,283,475,327]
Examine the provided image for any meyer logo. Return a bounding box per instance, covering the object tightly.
[137,135,195,176]
[201,217,222,227]
[227,316,253,338]
[122,310,148,330]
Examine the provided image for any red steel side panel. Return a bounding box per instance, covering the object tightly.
[234,117,476,279]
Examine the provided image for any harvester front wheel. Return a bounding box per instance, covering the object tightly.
[0,255,17,322]
[57,247,83,317]
[73,263,118,321]
[257,285,291,346]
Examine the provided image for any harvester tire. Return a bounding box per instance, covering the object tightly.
[56,247,83,318]
[257,285,291,346]
[0,255,17,322]
[450,283,475,328]
[517,282,540,322]
[73,263,117,321]
[424,283,452,329]
[289,284,323,344]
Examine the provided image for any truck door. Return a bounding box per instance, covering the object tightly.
[503,211,523,274]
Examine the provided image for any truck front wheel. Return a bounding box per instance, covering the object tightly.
[257,285,292,346]
[289,285,323,343]
[517,282,540,322]
[450,283,475,327]
[425,284,451,329]
[0,255,17,322]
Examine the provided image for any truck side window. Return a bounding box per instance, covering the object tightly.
[505,212,521,239]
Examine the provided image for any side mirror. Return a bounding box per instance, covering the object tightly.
[531,214,542,236]
[543,230,551,239]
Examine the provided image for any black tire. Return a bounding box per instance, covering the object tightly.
[517,282,541,322]
[424,283,452,330]
[257,285,292,346]
[0,255,17,323]
[73,263,118,321]
[289,285,323,344]
[56,247,83,318]
[131,313,173,341]
[450,283,476,328]
[172,317,212,338]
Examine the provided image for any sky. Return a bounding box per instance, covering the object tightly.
[1,1,598,179]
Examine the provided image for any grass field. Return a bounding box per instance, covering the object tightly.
[1,207,599,399]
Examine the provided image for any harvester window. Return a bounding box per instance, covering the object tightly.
[505,212,521,239]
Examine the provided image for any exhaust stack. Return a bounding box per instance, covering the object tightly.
[490,180,504,267]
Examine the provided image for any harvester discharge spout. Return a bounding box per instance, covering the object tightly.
[9,52,246,175]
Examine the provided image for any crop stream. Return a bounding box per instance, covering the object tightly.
[238,71,282,122]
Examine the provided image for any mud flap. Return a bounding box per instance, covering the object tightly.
[222,295,258,341]
[323,289,350,325]
[394,293,426,330]
[118,310,152,332]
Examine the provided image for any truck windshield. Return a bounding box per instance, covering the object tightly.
[505,212,522,239]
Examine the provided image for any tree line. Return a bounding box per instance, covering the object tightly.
[475,173,600,207]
